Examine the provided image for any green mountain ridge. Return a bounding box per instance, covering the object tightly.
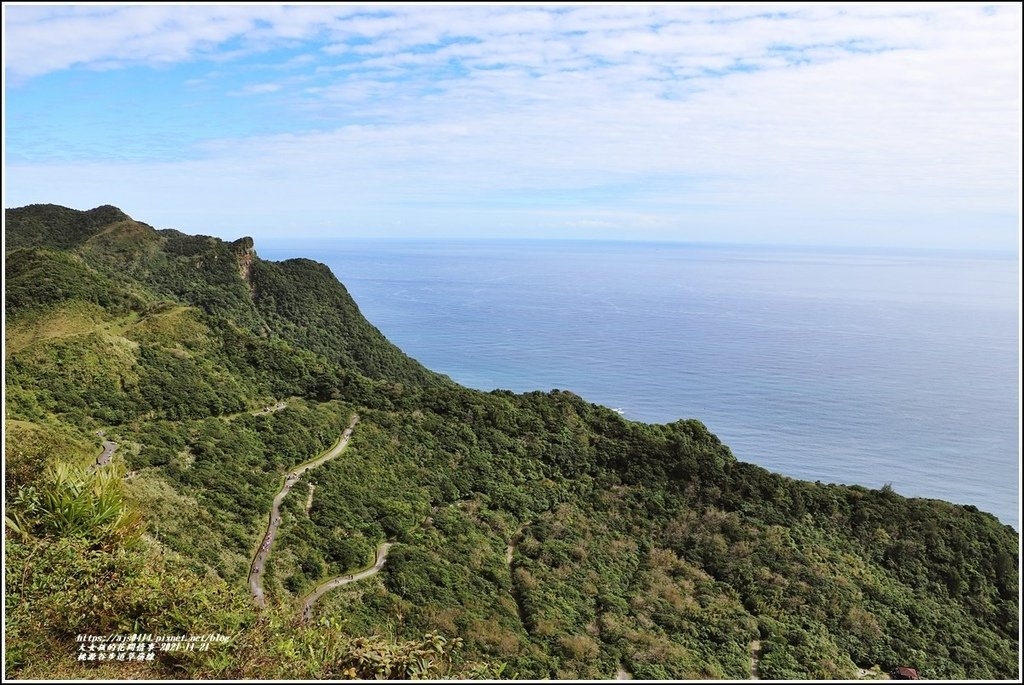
[3,204,1019,680]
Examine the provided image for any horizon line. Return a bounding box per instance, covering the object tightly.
[254,235,1021,258]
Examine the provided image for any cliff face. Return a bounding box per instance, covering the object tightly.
[231,236,256,283]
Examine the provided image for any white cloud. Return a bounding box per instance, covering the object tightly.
[3,3,1021,248]
[3,5,342,80]
[230,82,282,96]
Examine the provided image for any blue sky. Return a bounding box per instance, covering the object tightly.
[3,3,1021,249]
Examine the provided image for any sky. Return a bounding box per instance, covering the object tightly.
[3,2,1022,250]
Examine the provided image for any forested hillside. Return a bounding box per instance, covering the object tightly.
[4,205,1018,680]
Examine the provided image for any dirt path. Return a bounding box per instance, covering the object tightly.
[304,483,315,515]
[255,401,288,416]
[248,415,358,606]
[616,665,633,680]
[750,639,762,679]
[301,542,394,621]
[506,522,530,629]
[506,524,526,566]
[224,400,289,421]
[507,528,524,565]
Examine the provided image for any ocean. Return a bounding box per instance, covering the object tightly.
[260,240,1020,529]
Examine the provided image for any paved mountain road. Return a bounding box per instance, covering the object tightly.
[301,542,395,621]
[97,441,118,466]
[248,415,358,606]
[88,438,118,472]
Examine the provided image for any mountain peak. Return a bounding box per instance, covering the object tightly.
[5,203,132,251]
[85,204,131,223]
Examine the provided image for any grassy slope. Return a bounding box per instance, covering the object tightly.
[4,205,1018,680]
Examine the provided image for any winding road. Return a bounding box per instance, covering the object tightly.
[301,542,395,621]
[248,415,359,606]
[97,440,118,466]
[88,437,118,472]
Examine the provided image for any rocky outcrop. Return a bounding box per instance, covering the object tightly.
[231,236,256,284]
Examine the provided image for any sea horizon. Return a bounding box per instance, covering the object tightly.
[260,239,1020,529]
[258,235,1019,260]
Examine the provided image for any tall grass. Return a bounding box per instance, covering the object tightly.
[7,462,144,547]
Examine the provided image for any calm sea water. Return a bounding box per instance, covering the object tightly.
[261,240,1020,528]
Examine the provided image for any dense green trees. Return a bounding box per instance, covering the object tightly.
[4,204,1019,680]
[249,258,445,387]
